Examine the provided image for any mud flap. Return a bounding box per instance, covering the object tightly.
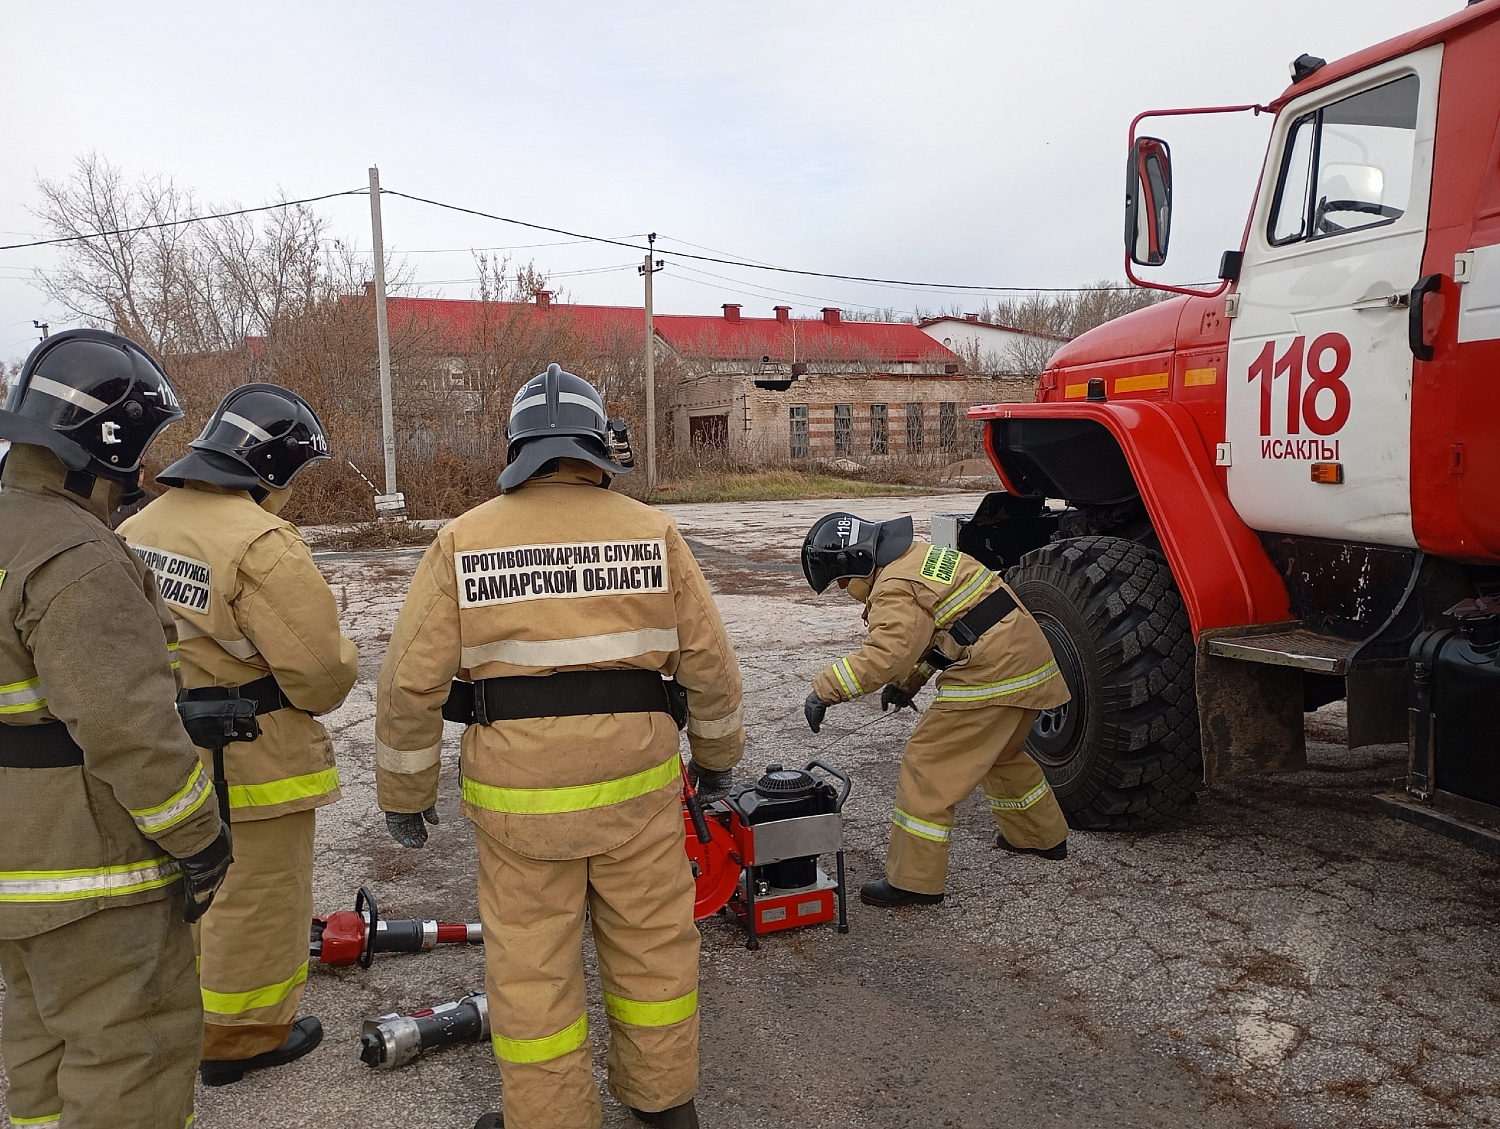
[1196,627,1306,782]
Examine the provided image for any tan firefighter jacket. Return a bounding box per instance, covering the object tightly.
[813,541,1069,713]
[376,460,745,861]
[0,445,224,939]
[119,483,358,821]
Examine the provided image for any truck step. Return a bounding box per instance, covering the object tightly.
[1204,628,1356,674]
[1373,791,1500,858]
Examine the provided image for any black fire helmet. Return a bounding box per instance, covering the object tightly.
[800,512,915,593]
[0,328,184,496]
[498,363,632,493]
[157,383,330,499]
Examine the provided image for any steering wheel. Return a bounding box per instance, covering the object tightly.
[1315,199,1403,234]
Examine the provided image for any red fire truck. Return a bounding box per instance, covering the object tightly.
[955,1,1500,846]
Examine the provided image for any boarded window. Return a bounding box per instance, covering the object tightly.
[789,405,809,459]
[690,415,727,449]
[834,404,852,456]
[906,403,923,453]
[939,402,958,450]
[869,404,888,455]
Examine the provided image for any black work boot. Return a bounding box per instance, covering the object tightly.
[199,1016,324,1086]
[859,877,943,907]
[629,1099,701,1128]
[996,832,1068,860]
[473,1114,504,1129]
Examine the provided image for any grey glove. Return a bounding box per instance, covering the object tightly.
[880,684,917,713]
[805,691,829,734]
[385,806,440,849]
[688,760,733,801]
[181,821,233,923]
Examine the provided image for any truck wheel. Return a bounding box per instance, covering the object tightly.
[1006,535,1200,830]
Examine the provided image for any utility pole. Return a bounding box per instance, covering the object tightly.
[367,166,406,520]
[32,321,48,340]
[639,233,664,491]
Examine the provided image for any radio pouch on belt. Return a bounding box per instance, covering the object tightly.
[176,690,262,827]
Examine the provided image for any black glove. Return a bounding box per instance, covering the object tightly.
[805,691,829,734]
[881,684,917,713]
[385,806,441,849]
[180,822,233,923]
[688,760,733,801]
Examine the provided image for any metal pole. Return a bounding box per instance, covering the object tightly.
[367,167,405,519]
[642,233,658,491]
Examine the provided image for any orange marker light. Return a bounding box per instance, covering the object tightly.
[1310,462,1344,484]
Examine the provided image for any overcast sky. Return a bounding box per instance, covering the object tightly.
[0,0,1459,364]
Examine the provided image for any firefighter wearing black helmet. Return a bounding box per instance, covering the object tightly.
[376,364,744,1129]
[119,383,358,1085]
[0,329,230,1128]
[801,512,1070,907]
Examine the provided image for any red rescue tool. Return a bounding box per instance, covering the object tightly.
[310,887,482,968]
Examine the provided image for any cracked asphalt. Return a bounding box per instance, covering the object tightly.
[5,492,1497,1128]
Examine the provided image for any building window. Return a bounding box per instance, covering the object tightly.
[939,402,958,450]
[834,404,852,456]
[906,403,923,454]
[869,404,888,455]
[689,414,727,449]
[789,405,809,459]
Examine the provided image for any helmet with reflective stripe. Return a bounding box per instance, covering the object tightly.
[0,328,183,489]
[498,363,632,493]
[157,383,330,496]
[801,511,914,593]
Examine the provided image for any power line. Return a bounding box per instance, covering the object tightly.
[379,188,1140,294]
[0,190,370,252]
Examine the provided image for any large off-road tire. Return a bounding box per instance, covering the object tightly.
[1006,535,1201,830]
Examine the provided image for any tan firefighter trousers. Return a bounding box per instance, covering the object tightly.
[887,705,1069,895]
[0,894,201,1129]
[477,800,700,1129]
[195,808,316,1060]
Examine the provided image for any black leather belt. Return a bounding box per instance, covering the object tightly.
[177,674,294,717]
[0,722,86,768]
[923,585,1019,671]
[444,669,688,730]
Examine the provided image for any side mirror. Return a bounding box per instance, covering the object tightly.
[1125,136,1174,267]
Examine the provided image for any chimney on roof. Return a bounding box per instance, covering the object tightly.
[821,307,842,326]
[722,304,742,323]
[773,305,791,323]
[534,290,552,309]
[964,312,979,323]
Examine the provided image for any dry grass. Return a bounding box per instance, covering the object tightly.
[306,520,438,551]
[641,471,930,505]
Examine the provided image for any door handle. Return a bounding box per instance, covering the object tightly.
[1409,274,1444,361]
[1351,293,1409,310]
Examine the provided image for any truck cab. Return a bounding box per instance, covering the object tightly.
[960,1,1500,842]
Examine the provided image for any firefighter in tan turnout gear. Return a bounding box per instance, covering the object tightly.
[0,330,231,1128]
[801,512,1070,907]
[119,383,359,1086]
[377,365,743,1129]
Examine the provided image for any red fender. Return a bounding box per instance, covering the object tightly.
[971,400,1290,637]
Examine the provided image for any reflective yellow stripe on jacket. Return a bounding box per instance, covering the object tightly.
[0,677,46,715]
[129,762,213,836]
[933,568,997,627]
[227,767,339,811]
[492,1014,590,1064]
[462,754,679,815]
[933,661,1061,704]
[0,857,180,903]
[10,1113,62,1126]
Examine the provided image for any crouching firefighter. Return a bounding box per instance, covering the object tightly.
[376,364,744,1129]
[0,330,231,1128]
[801,512,1070,907]
[119,383,359,1085]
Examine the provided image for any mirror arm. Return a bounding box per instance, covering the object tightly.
[1125,102,1270,298]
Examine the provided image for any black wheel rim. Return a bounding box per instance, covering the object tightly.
[1028,614,1084,767]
